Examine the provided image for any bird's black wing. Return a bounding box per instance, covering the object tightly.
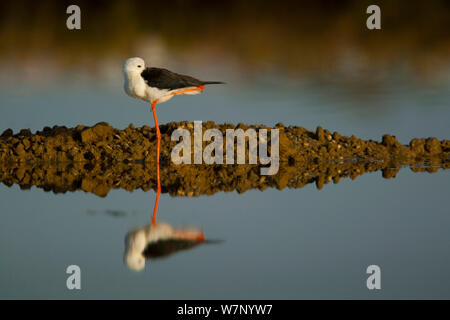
[141,67,203,90]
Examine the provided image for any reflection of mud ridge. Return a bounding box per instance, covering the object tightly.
[0,122,449,197]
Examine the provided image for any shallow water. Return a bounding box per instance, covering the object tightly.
[1,75,450,143]
[1,66,450,299]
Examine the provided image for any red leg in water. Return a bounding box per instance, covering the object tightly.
[151,100,161,225]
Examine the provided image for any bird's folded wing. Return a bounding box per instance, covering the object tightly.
[141,67,203,90]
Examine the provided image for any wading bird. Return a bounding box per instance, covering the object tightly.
[123,57,223,224]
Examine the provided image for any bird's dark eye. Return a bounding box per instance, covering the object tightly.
[137,65,142,68]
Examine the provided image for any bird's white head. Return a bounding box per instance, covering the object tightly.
[123,57,146,76]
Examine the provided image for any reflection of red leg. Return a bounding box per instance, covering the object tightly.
[151,100,161,225]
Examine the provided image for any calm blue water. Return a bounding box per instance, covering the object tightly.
[0,69,449,299]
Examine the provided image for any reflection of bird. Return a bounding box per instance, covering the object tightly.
[123,57,224,224]
[124,222,208,272]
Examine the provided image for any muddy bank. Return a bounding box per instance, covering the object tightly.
[0,122,448,197]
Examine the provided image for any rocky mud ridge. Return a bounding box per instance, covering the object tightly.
[0,122,448,197]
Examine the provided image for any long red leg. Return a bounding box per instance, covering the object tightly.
[170,85,205,96]
[151,100,161,225]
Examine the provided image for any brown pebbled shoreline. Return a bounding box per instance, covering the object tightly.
[0,122,449,197]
